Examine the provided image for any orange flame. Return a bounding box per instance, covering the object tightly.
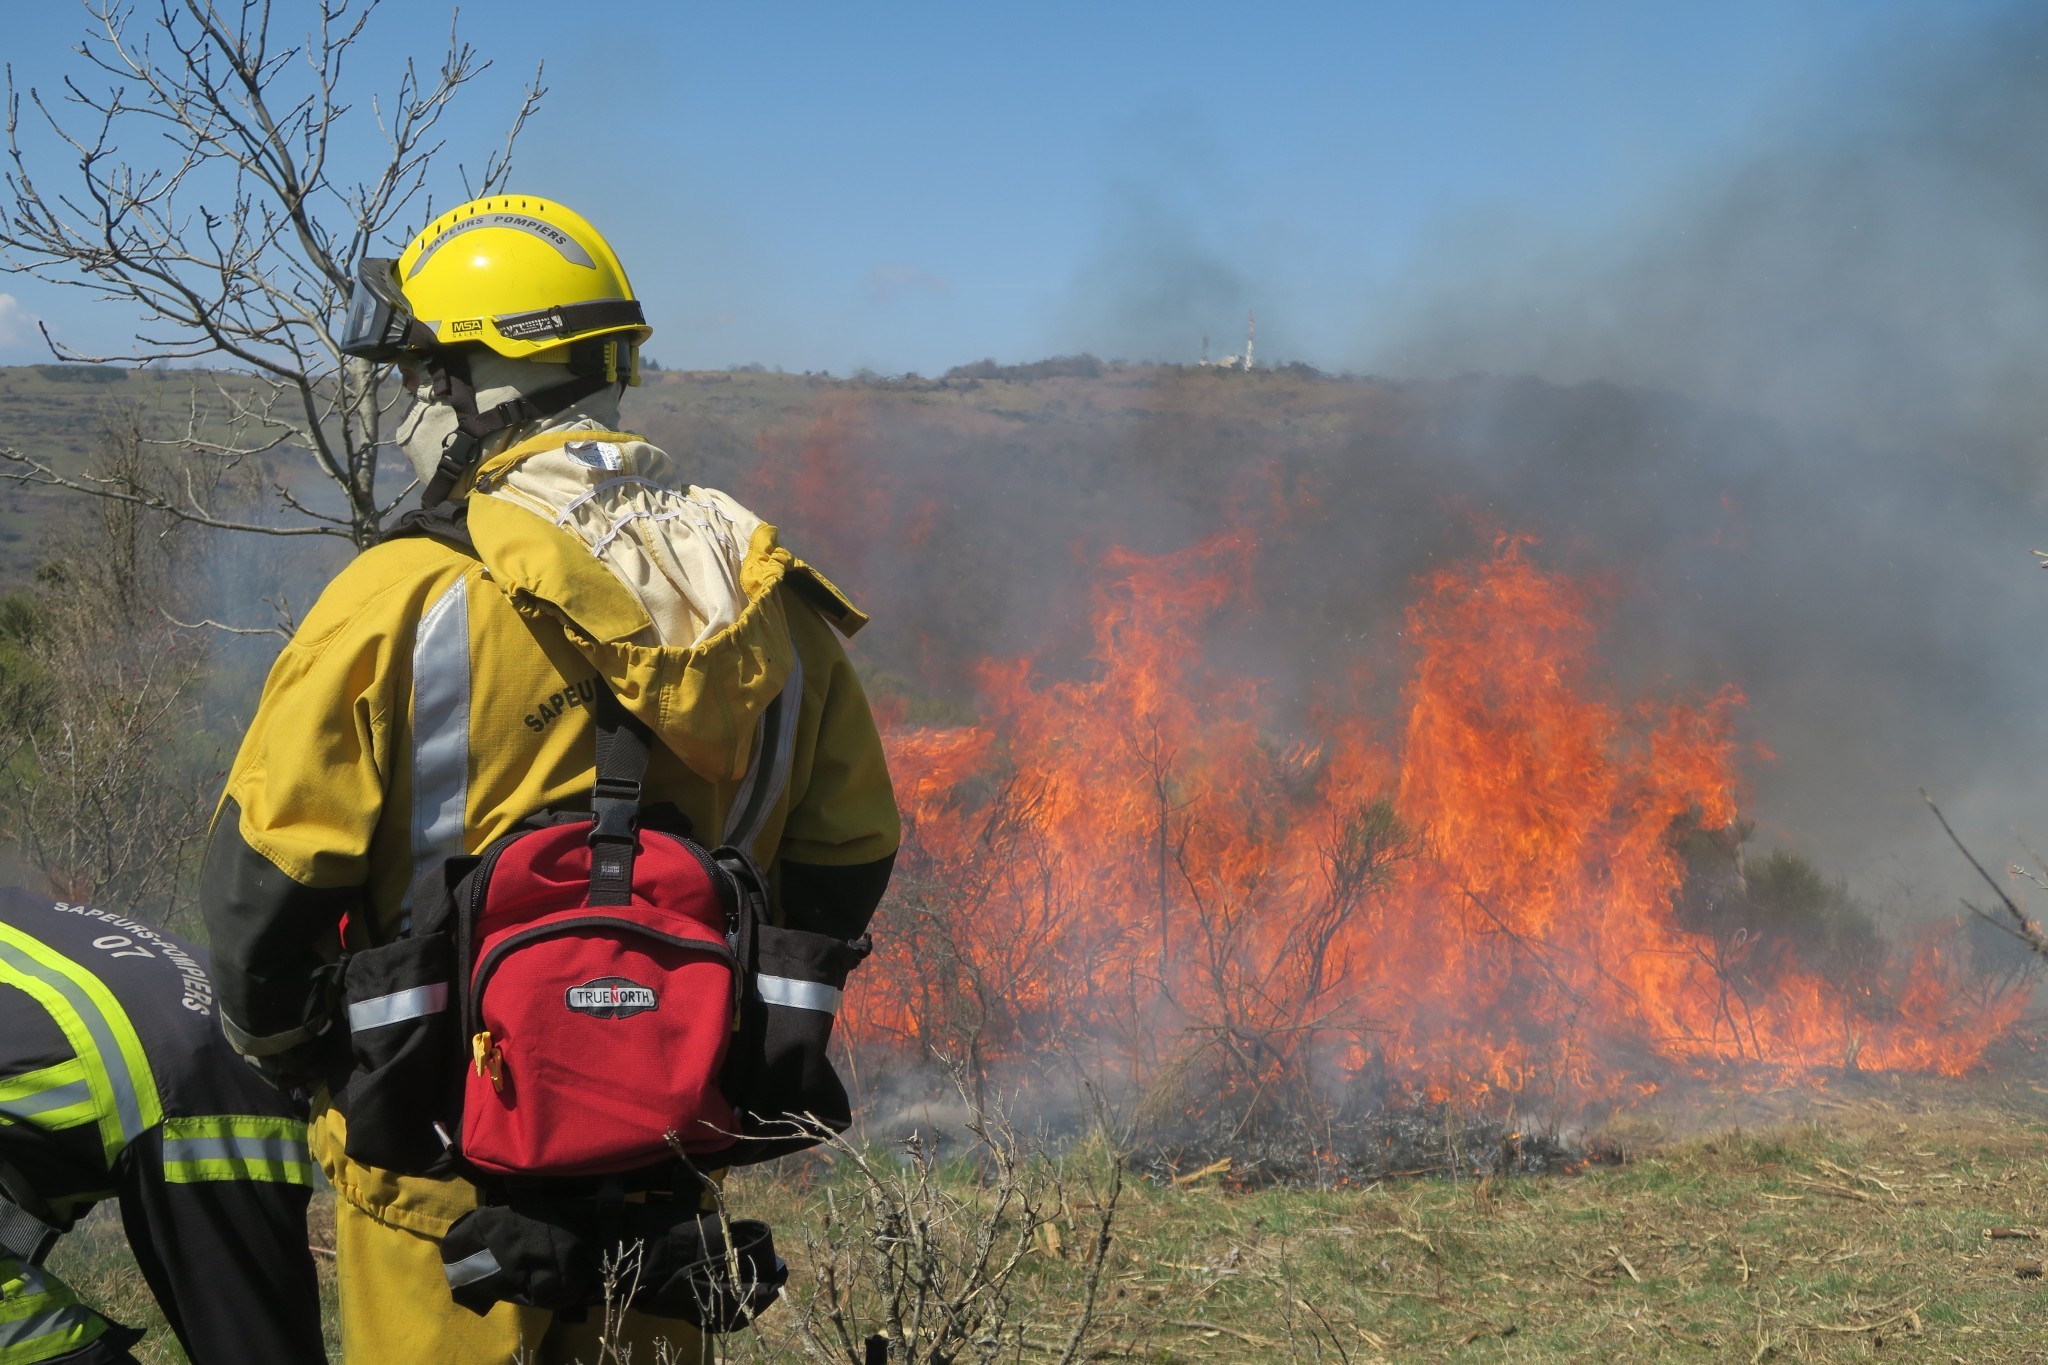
[840,527,2025,1112]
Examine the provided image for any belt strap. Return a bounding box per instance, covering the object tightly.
[0,1161,60,1264]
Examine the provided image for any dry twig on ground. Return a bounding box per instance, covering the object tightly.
[760,1095,1124,1365]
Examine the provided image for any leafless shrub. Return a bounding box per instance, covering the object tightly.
[1,406,225,918]
[750,1097,1123,1365]
[861,774,1066,1106]
[1,0,544,552]
[1158,796,1419,1140]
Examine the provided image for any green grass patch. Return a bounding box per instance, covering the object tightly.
[54,1089,2048,1361]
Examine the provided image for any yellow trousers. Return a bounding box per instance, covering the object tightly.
[334,1196,706,1364]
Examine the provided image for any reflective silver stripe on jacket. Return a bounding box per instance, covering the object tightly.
[0,1262,94,1352]
[160,1132,312,1168]
[0,1301,92,1352]
[723,642,804,855]
[442,1246,502,1290]
[3,1261,51,1295]
[347,983,450,1032]
[410,576,472,895]
[0,1080,91,1124]
[756,975,842,1015]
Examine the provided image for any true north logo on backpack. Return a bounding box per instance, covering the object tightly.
[566,977,659,1019]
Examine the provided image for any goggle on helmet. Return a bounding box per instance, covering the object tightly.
[337,258,433,362]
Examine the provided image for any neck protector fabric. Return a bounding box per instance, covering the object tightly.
[395,351,625,491]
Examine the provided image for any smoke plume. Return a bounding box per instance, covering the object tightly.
[1352,11,2048,896]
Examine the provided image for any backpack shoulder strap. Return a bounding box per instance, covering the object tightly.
[586,688,654,906]
[379,499,478,557]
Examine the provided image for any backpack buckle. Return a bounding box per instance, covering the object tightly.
[589,793,638,846]
[587,802,639,905]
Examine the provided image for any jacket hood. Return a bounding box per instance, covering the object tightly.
[461,427,864,781]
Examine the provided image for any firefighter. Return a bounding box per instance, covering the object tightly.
[200,195,899,1362]
[0,887,325,1364]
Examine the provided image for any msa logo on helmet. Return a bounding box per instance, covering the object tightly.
[450,318,484,335]
[565,977,658,1019]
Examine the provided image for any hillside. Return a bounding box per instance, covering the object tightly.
[0,361,2038,897]
[10,371,2048,1363]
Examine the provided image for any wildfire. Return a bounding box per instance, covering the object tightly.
[842,531,2028,1116]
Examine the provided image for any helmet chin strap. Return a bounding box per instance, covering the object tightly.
[418,348,621,508]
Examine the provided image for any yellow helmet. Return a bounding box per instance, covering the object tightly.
[340,195,651,363]
[340,195,653,507]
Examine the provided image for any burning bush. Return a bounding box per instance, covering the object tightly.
[840,531,2031,1136]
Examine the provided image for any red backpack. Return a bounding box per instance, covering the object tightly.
[453,698,750,1175]
[334,681,867,1184]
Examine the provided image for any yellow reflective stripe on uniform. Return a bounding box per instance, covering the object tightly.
[0,924,161,1164]
[0,1258,108,1364]
[0,1060,94,1132]
[159,1115,312,1186]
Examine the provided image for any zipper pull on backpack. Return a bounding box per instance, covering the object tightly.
[471,1031,505,1091]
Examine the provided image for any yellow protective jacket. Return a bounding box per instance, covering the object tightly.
[199,426,899,1235]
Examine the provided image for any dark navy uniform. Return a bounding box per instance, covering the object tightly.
[0,888,325,1363]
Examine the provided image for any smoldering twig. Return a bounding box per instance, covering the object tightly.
[1442,871,1589,1009]
[1922,789,2048,958]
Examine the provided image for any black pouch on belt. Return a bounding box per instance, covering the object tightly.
[440,1200,787,1331]
[723,926,871,1162]
[336,930,458,1174]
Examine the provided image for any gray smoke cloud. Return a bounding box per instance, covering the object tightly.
[1346,10,2048,904]
[1060,112,1253,363]
[1369,15,2048,472]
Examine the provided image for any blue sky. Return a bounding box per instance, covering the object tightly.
[0,0,2018,375]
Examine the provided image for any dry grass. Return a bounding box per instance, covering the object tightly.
[47,1078,2048,1362]
[724,1077,2048,1363]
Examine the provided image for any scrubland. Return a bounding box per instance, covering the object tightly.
[46,1076,2048,1363]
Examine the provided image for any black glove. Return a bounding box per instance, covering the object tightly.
[220,963,346,1108]
[235,1036,338,1118]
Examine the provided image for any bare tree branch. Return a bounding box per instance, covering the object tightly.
[1923,789,2048,958]
[1,0,545,550]
[1,442,345,537]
